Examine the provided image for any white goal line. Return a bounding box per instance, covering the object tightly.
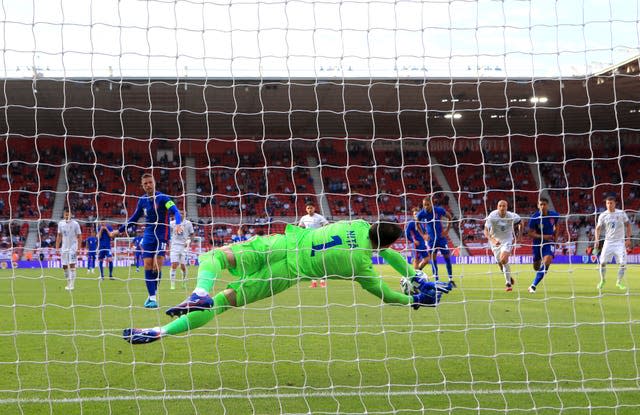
[1,386,638,406]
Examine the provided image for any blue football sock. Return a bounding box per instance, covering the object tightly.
[431,261,439,279]
[108,262,113,277]
[144,269,157,296]
[444,256,453,278]
[532,265,547,287]
[99,261,104,278]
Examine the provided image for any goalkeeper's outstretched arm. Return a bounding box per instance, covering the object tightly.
[354,248,453,306]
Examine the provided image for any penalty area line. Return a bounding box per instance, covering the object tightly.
[0,386,637,405]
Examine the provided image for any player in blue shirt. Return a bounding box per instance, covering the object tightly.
[417,196,455,286]
[406,207,430,271]
[131,230,144,272]
[527,197,560,293]
[97,221,117,280]
[119,173,182,308]
[85,228,98,274]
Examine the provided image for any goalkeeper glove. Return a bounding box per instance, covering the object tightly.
[411,280,453,309]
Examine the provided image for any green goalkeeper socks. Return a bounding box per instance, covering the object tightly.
[162,291,232,336]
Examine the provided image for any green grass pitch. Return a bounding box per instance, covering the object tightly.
[0,263,638,414]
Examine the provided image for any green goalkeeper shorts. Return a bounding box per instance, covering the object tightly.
[227,234,297,306]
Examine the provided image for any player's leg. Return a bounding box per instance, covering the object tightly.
[615,245,627,290]
[167,235,286,317]
[170,256,179,290]
[69,264,77,290]
[499,250,513,291]
[597,242,609,289]
[528,245,543,293]
[180,255,188,280]
[429,246,439,279]
[155,254,165,288]
[158,258,294,340]
[141,240,159,307]
[68,251,78,289]
[438,238,454,283]
[107,255,114,278]
[530,245,554,293]
[98,251,105,279]
[62,256,71,289]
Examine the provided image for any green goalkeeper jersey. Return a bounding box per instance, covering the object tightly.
[285,220,414,304]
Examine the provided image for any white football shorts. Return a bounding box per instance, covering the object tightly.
[600,242,627,266]
[170,248,189,264]
[60,250,78,266]
[490,240,514,261]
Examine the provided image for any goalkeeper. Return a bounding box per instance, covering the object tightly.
[124,220,454,344]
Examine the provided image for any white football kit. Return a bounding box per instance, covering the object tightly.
[170,219,194,264]
[484,210,521,259]
[298,213,328,229]
[58,219,82,266]
[597,209,629,265]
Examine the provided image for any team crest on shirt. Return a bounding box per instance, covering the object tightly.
[143,208,147,216]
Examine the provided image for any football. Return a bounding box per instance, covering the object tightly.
[400,277,420,296]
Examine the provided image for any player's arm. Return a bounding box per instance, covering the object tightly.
[514,220,522,244]
[120,201,144,233]
[76,226,82,249]
[405,224,415,245]
[354,266,412,305]
[165,199,181,225]
[593,214,603,250]
[415,210,430,241]
[55,230,62,251]
[379,248,414,278]
[552,214,560,241]
[320,215,329,226]
[483,222,497,246]
[443,209,452,234]
[625,220,632,249]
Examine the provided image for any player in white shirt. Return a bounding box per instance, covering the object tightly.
[595,196,632,290]
[298,202,329,287]
[299,202,329,229]
[483,200,522,292]
[55,209,82,291]
[169,215,195,290]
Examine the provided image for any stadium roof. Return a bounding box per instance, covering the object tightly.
[1,58,638,140]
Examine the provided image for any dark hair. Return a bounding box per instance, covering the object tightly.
[538,197,549,204]
[305,202,316,207]
[369,222,403,248]
[605,195,616,202]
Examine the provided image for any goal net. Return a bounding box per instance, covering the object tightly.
[1,0,639,414]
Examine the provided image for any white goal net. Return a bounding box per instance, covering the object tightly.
[0,0,639,414]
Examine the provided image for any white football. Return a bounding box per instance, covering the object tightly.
[400,277,420,295]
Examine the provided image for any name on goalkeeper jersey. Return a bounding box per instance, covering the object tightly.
[346,230,357,249]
